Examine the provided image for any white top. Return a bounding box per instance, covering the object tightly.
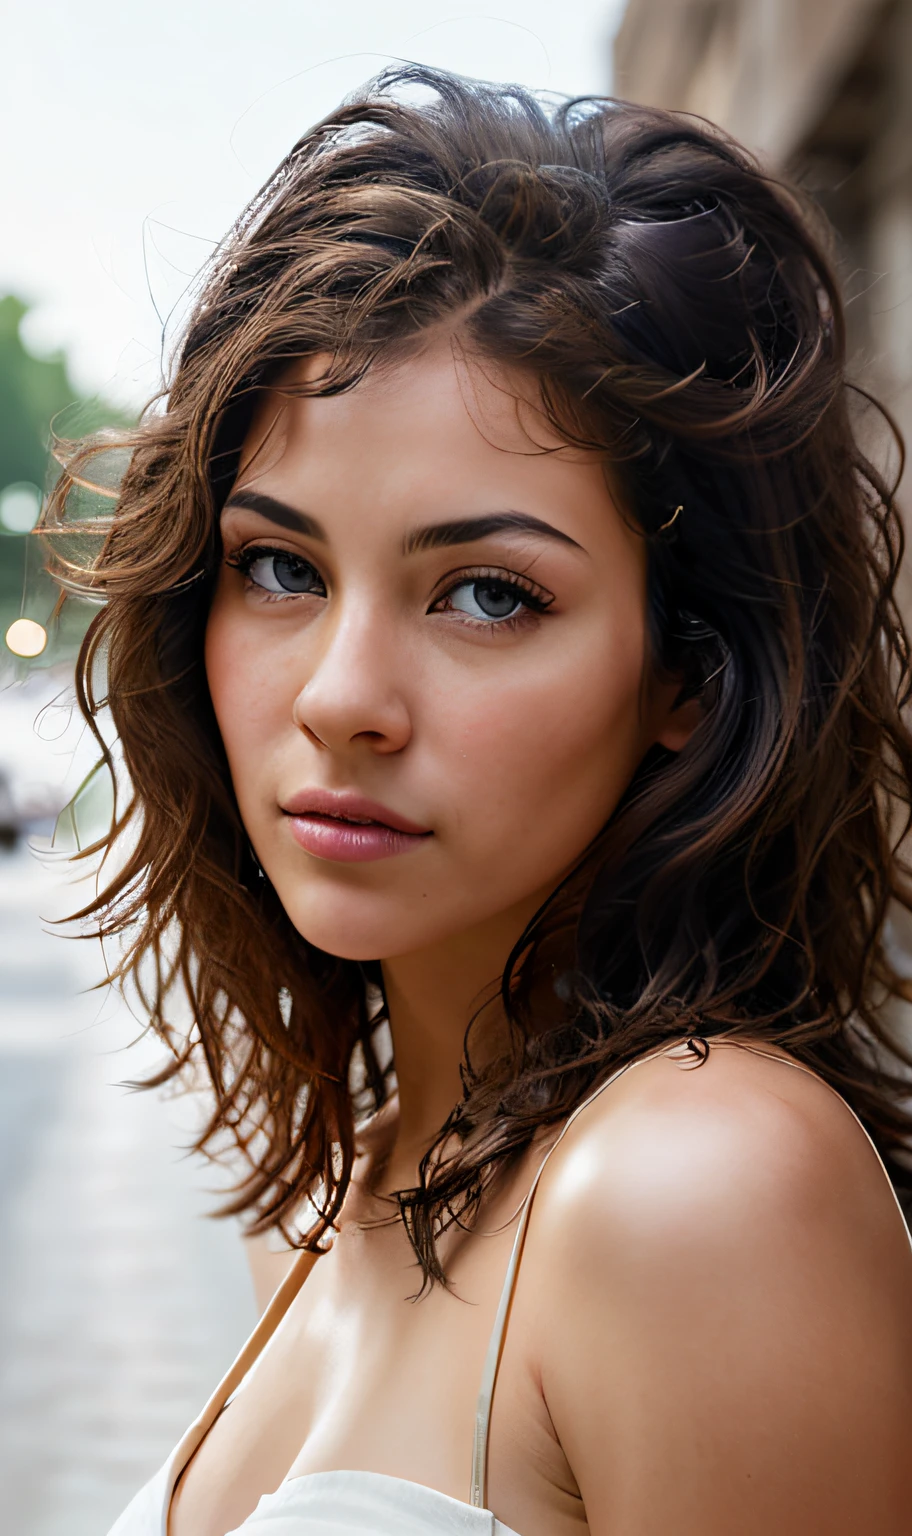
[106,1462,518,1536]
[104,1039,912,1536]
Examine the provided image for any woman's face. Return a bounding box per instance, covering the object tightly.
[206,337,688,962]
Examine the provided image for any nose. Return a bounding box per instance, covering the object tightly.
[291,601,412,756]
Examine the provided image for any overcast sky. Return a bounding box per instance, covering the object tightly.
[3,1,626,409]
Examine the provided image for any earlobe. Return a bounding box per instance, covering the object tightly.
[655,694,703,754]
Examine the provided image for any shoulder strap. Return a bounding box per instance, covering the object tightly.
[468,1037,912,1508]
[469,1041,673,1507]
[167,1247,319,1502]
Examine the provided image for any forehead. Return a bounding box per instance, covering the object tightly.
[230,336,641,571]
[239,337,589,482]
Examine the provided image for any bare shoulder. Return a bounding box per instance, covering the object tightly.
[535,1038,911,1272]
[526,1040,912,1534]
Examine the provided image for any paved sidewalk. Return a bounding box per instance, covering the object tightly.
[0,846,256,1535]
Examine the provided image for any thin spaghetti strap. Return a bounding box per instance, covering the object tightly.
[468,1041,674,1508]
[166,1246,319,1508]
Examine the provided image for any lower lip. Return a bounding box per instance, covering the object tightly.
[285,814,432,863]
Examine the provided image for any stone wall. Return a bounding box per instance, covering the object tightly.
[613,0,912,484]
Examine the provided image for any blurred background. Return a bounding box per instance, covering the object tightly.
[1,2,910,1530]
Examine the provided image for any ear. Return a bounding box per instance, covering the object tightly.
[647,677,703,754]
[655,694,703,753]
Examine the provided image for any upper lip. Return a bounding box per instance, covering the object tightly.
[281,788,432,836]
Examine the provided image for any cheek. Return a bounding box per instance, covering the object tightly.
[442,621,646,865]
[204,599,285,797]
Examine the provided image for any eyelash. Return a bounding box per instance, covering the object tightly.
[223,543,555,629]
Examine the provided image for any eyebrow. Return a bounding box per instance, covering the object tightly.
[223,490,584,555]
[223,488,327,541]
[403,512,584,555]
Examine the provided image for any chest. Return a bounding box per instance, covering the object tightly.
[169,1203,579,1536]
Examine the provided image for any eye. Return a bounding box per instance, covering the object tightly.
[227,545,326,598]
[449,578,524,621]
[432,569,552,627]
[249,552,323,595]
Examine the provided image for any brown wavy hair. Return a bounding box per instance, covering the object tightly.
[49,66,912,1282]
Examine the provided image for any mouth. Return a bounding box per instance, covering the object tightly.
[280,789,433,864]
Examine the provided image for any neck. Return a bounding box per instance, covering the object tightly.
[378,894,544,1177]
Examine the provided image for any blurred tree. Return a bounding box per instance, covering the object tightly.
[0,295,131,628]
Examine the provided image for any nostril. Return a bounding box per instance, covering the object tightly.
[294,719,331,749]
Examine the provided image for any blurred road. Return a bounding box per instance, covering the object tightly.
[0,681,256,1535]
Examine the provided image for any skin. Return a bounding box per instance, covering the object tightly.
[170,336,912,1536]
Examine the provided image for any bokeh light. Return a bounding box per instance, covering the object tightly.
[0,483,41,534]
[4,617,48,657]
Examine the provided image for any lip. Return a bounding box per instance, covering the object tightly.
[280,789,433,864]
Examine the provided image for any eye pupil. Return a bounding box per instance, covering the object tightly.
[474,580,518,619]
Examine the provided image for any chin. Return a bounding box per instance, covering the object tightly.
[276,869,528,963]
[276,888,441,963]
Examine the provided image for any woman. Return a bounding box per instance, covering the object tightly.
[50,66,912,1535]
